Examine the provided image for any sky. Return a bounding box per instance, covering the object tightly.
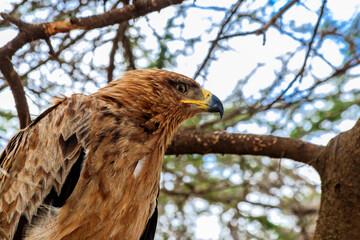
[1,0,360,239]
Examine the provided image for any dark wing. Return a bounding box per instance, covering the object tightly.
[0,94,93,239]
[140,202,158,240]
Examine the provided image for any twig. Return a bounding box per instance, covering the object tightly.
[193,0,244,80]
[0,0,27,28]
[265,0,327,110]
[108,25,123,82]
[0,12,29,30]
[44,37,56,57]
[119,22,135,70]
[107,21,135,83]
[218,0,299,43]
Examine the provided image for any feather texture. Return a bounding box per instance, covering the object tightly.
[0,69,223,239]
[0,94,92,238]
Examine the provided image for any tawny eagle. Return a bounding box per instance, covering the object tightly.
[0,69,223,240]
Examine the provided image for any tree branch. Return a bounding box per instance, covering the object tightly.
[219,0,299,42]
[0,59,30,129]
[166,130,324,166]
[119,22,136,70]
[108,21,135,82]
[108,24,123,83]
[265,0,327,109]
[193,0,244,80]
[43,0,183,35]
[0,0,184,56]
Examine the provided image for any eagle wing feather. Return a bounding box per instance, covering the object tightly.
[0,94,93,238]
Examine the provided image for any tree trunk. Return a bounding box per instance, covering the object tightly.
[313,119,360,239]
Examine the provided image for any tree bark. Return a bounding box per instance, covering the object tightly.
[312,118,360,239]
[167,130,323,165]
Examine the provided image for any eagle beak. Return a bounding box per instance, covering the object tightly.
[181,89,224,119]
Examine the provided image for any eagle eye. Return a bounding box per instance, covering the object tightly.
[176,83,187,94]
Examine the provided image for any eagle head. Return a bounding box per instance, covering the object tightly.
[97,69,224,130]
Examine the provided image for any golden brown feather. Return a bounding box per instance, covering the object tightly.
[0,69,223,240]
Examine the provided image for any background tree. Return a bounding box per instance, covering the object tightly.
[1,0,359,239]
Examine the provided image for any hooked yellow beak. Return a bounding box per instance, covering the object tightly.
[181,89,224,118]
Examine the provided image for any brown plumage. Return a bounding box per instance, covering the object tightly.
[0,69,223,240]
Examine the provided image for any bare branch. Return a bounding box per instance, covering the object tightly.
[43,0,184,35]
[219,0,299,42]
[108,21,135,82]
[265,0,327,109]
[0,59,30,128]
[119,22,136,70]
[0,0,27,28]
[166,130,324,166]
[108,24,123,83]
[193,0,244,80]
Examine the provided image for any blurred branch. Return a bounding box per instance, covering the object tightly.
[108,24,123,82]
[108,21,135,83]
[20,31,88,80]
[0,59,30,128]
[219,0,299,43]
[265,0,327,110]
[167,130,324,166]
[0,83,8,93]
[119,22,136,70]
[193,0,244,80]
[0,0,26,28]
[287,57,360,102]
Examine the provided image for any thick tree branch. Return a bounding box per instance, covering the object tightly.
[166,130,324,166]
[44,0,183,35]
[313,113,360,239]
